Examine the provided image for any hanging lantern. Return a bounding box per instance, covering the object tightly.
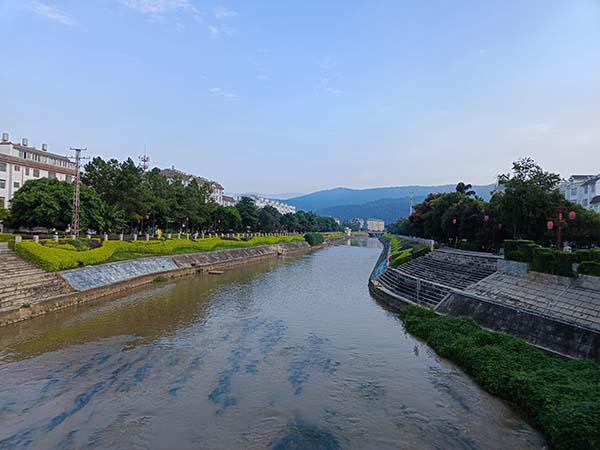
[568,211,577,220]
[547,220,554,230]
[484,215,489,222]
[497,223,503,230]
[452,218,457,225]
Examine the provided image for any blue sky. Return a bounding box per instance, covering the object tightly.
[1,0,599,195]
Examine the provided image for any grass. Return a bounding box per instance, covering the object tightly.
[16,236,305,271]
[401,305,600,450]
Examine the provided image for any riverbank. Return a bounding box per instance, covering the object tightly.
[402,305,600,450]
[0,239,340,327]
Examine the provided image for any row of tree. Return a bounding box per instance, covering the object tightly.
[388,158,600,248]
[3,157,342,234]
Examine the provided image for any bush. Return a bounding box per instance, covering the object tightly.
[304,232,324,246]
[16,236,305,271]
[459,241,482,252]
[504,240,538,262]
[384,234,429,268]
[401,305,600,450]
[531,247,576,277]
[578,261,600,277]
[0,233,16,243]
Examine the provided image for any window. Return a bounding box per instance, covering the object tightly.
[570,187,577,196]
[13,182,19,189]
[584,186,588,194]
[65,175,72,183]
[33,168,40,177]
[25,167,30,176]
[48,172,56,179]
[0,162,5,172]
[583,199,588,207]
[14,165,20,172]
[18,150,26,159]
[0,179,5,189]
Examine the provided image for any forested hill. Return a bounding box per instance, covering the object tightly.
[285,184,495,222]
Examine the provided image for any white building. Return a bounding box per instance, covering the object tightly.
[160,166,225,206]
[350,217,365,229]
[560,175,600,214]
[245,195,297,215]
[367,218,385,232]
[0,132,76,209]
[222,195,236,207]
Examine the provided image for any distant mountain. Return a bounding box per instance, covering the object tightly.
[228,192,304,200]
[286,184,495,212]
[319,197,425,224]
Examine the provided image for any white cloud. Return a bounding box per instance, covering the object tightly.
[207,24,234,38]
[209,87,238,101]
[214,5,237,18]
[30,1,75,26]
[122,0,200,21]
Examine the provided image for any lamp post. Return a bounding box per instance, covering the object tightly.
[547,206,576,250]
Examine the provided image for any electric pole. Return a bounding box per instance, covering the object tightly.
[69,147,88,237]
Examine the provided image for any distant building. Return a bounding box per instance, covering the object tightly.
[350,218,365,229]
[560,174,600,213]
[160,166,225,206]
[244,195,297,215]
[0,132,77,209]
[367,218,385,232]
[222,195,236,207]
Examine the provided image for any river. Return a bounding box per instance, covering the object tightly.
[0,238,545,449]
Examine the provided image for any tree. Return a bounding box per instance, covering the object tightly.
[212,206,242,232]
[236,196,259,230]
[258,206,281,233]
[9,178,123,232]
[280,213,299,232]
[492,157,562,241]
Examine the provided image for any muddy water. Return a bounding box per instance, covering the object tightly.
[0,239,545,449]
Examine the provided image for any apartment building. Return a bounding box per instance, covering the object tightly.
[367,218,385,232]
[0,132,76,209]
[160,166,225,206]
[560,174,600,214]
[245,195,297,215]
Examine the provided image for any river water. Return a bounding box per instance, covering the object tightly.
[0,239,545,449]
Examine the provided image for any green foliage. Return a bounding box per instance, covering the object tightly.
[578,261,600,277]
[16,236,305,271]
[153,275,169,283]
[530,247,576,277]
[258,206,281,233]
[0,233,16,242]
[385,234,430,267]
[304,232,324,246]
[401,306,600,450]
[504,240,539,262]
[236,196,259,231]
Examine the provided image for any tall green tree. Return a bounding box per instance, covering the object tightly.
[236,196,259,230]
[258,206,281,233]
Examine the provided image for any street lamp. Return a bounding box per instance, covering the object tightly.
[547,206,576,250]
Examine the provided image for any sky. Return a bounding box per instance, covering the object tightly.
[1,0,599,196]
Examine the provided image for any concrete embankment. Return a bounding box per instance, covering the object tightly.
[369,239,600,362]
[0,240,330,327]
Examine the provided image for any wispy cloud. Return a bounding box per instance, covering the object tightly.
[207,24,234,38]
[30,1,75,26]
[209,87,238,101]
[214,5,237,19]
[316,57,342,96]
[122,0,200,21]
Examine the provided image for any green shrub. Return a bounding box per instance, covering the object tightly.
[578,261,600,277]
[531,247,576,277]
[459,241,482,252]
[504,240,538,262]
[0,233,16,243]
[304,232,324,246]
[16,236,305,271]
[401,305,600,450]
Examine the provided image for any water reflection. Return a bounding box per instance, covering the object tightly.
[0,239,545,449]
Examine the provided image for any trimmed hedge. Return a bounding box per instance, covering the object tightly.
[531,247,576,277]
[304,232,324,246]
[385,234,430,268]
[401,305,600,450]
[16,236,305,271]
[579,261,600,277]
[0,233,16,243]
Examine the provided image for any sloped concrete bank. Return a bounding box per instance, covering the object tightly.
[369,240,600,362]
[0,240,323,327]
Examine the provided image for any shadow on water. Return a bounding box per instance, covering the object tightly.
[0,239,546,449]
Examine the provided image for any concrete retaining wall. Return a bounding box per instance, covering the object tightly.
[436,292,600,362]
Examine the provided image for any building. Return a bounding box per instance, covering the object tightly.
[222,195,236,207]
[160,166,225,206]
[350,217,365,229]
[560,174,600,213]
[367,218,385,232]
[0,132,76,209]
[245,195,297,215]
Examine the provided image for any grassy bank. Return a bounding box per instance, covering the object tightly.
[16,236,305,272]
[401,305,600,450]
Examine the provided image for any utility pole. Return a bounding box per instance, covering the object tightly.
[69,147,88,237]
[409,192,414,216]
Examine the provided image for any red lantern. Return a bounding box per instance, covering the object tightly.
[388,255,392,263]
[484,215,489,222]
[547,220,554,230]
[568,211,576,220]
[452,218,457,225]
[497,223,503,230]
